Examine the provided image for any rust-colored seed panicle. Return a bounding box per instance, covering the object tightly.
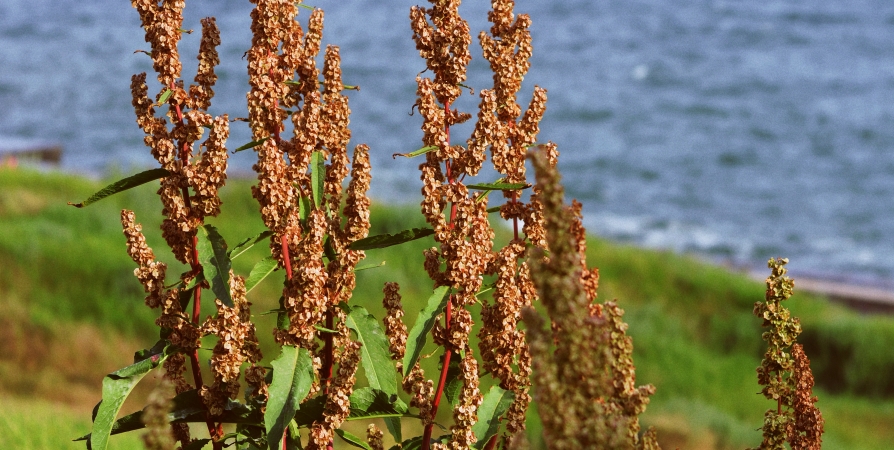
[382,282,409,369]
[200,275,263,416]
[190,17,221,111]
[790,344,824,450]
[403,363,435,425]
[121,210,167,308]
[131,0,185,87]
[449,354,483,450]
[367,424,385,450]
[308,340,361,450]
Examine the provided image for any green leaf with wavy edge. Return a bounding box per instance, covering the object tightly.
[196,224,234,307]
[266,346,314,450]
[335,429,372,450]
[68,168,169,208]
[349,227,434,251]
[233,137,269,153]
[392,145,437,159]
[465,182,530,191]
[245,256,278,294]
[229,230,274,259]
[402,286,451,377]
[87,343,175,450]
[471,386,516,449]
[345,307,398,396]
[311,151,324,210]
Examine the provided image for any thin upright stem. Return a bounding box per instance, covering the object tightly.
[423,299,453,449]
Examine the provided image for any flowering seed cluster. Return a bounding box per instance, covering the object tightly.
[121,210,167,308]
[200,275,264,416]
[246,1,370,352]
[366,424,385,450]
[790,344,824,449]
[449,354,483,449]
[403,363,435,426]
[382,282,409,371]
[522,149,656,449]
[130,4,230,264]
[309,340,361,450]
[750,258,824,450]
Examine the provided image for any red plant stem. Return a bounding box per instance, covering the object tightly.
[423,299,453,448]
[484,435,499,450]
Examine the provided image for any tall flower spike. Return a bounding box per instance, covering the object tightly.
[522,148,654,448]
[382,282,409,371]
[790,344,824,450]
[189,17,221,111]
[308,340,361,450]
[121,210,167,308]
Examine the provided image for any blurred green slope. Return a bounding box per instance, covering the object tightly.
[1,167,893,449]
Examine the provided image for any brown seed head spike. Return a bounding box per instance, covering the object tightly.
[121,210,167,309]
[190,17,222,111]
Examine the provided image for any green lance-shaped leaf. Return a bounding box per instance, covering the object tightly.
[88,343,176,450]
[75,389,262,442]
[384,416,402,445]
[68,168,170,208]
[392,145,437,159]
[196,224,234,307]
[465,182,530,191]
[311,150,324,210]
[335,429,373,450]
[471,386,515,450]
[266,346,315,450]
[402,286,451,377]
[345,306,399,396]
[245,256,278,294]
[229,230,274,260]
[233,136,270,153]
[349,227,435,251]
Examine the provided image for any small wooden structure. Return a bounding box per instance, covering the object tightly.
[0,136,63,166]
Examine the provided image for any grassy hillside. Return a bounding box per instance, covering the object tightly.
[2,167,894,449]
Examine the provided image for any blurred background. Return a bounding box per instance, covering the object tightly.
[3,0,894,448]
[5,0,894,283]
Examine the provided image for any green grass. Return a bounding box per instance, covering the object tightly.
[2,167,894,448]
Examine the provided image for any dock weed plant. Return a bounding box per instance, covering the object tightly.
[67,0,827,449]
[749,259,824,450]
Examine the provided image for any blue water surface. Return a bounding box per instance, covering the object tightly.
[3,0,894,283]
